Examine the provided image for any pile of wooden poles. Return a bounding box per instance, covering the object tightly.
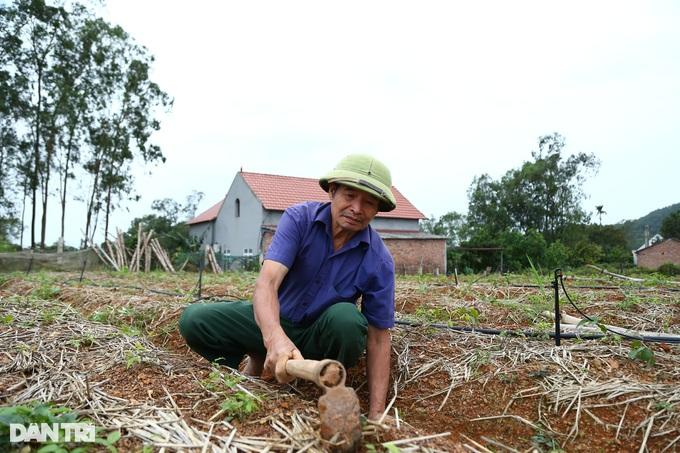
[204,245,222,273]
[93,226,175,272]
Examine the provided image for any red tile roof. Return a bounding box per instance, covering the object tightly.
[187,171,425,224]
[240,171,425,220]
[186,199,224,225]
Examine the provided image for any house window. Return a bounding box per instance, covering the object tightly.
[235,199,240,217]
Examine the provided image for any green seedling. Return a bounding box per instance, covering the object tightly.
[220,391,259,421]
[629,340,655,367]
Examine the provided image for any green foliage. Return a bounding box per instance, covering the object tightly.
[1,0,171,249]
[658,263,680,276]
[575,317,607,335]
[660,210,680,239]
[544,240,570,269]
[201,369,243,393]
[124,342,148,369]
[89,306,154,334]
[0,402,119,452]
[200,369,258,421]
[617,294,641,311]
[414,305,480,325]
[32,283,61,300]
[467,133,599,241]
[531,428,563,453]
[219,391,259,422]
[629,340,655,366]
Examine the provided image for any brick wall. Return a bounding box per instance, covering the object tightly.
[636,239,680,270]
[261,230,275,256]
[261,230,446,275]
[383,238,446,275]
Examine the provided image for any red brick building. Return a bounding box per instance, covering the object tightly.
[634,238,680,270]
[189,171,446,274]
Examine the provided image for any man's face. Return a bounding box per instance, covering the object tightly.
[329,183,380,234]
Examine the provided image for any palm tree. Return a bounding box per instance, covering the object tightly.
[595,205,606,226]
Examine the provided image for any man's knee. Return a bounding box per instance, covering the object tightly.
[178,303,204,346]
[324,303,368,337]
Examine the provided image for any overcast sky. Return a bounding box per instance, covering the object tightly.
[44,1,680,246]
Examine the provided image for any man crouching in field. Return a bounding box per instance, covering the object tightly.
[179,154,397,420]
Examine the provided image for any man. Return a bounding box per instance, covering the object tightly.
[179,154,396,419]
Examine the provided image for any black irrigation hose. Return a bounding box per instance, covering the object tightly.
[394,319,680,344]
[505,283,680,293]
[394,319,605,340]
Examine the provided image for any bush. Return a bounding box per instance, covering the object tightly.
[0,240,19,252]
[657,263,680,276]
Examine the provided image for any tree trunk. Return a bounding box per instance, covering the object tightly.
[104,184,111,241]
[83,155,101,248]
[60,121,76,241]
[40,130,55,249]
[30,64,42,250]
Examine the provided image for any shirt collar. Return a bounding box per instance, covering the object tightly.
[314,202,371,248]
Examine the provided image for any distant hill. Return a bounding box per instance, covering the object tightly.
[617,202,680,250]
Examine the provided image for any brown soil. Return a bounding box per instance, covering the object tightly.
[1,273,679,452]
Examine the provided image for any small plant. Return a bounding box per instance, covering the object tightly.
[39,308,63,325]
[629,340,655,366]
[653,401,674,412]
[452,306,480,325]
[575,316,608,336]
[201,369,243,392]
[531,425,564,453]
[1,314,14,325]
[220,391,259,421]
[617,295,640,311]
[32,283,61,300]
[469,350,491,375]
[124,342,147,369]
[498,372,517,384]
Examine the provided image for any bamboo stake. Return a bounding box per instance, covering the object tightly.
[94,245,119,271]
[134,223,142,271]
[143,230,154,272]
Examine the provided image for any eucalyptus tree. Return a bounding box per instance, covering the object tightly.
[80,19,171,245]
[0,0,70,249]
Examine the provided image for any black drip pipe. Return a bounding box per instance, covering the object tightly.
[553,268,562,346]
[393,320,680,344]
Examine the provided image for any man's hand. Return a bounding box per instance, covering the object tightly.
[262,328,303,382]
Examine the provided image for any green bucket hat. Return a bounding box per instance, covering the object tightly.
[319,154,397,212]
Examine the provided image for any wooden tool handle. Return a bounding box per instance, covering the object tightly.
[285,359,346,388]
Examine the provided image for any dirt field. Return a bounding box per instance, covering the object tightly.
[1,271,679,452]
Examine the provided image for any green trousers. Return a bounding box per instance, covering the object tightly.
[178,301,368,369]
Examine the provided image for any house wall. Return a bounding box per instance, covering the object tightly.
[636,240,680,269]
[384,238,447,275]
[188,222,214,246]
[215,173,264,256]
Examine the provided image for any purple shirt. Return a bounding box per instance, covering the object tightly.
[265,201,395,329]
